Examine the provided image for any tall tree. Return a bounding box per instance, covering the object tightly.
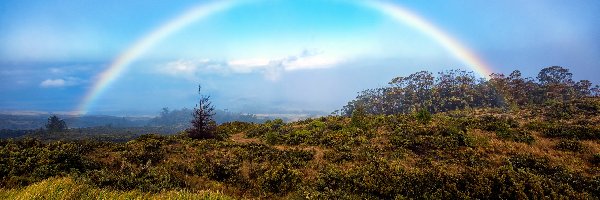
[46,115,67,132]
[187,85,217,139]
[537,66,577,102]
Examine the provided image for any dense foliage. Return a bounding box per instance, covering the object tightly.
[45,115,67,132]
[340,66,599,115]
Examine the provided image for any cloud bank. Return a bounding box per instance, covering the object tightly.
[157,50,344,81]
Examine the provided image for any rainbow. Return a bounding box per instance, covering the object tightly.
[363,1,493,77]
[76,0,494,115]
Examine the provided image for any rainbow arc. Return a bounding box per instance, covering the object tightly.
[76,0,494,115]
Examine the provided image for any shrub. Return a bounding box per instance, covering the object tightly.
[495,128,535,144]
[254,163,301,194]
[415,108,432,123]
[123,134,165,165]
[196,156,241,182]
[543,125,600,139]
[216,121,254,139]
[555,140,586,152]
[508,154,562,175]
[83,166,185,192]
[0,139,96,188]
[477,115,518,132]
[591,153,600,165]
[246,125,269,138]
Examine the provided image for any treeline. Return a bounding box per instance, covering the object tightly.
[340,66,599,115]
[148,108,266,128]
[0,109,265,131]
[0,114,151,130]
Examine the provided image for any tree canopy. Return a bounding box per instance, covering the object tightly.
[340,66,599,116]
[45,115,67,132]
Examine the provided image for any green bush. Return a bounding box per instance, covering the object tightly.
[495,128,535,144]
[83,166,185,192]
[543,124,600,139]
[0,139,97,188]
[196,156,241,182]
[216,121,254,139]
[415,108,432,123]
[555,140,586,152]
[254,163,301,194]
[477,115,519,132]
[123,134,166,165]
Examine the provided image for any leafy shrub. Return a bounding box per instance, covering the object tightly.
[284,130,310,145]
[415,108,432,123]
[254,163,301,194]
[350,106,366,128]
[274,149,314,167]
[495,128,535,144]
[555,140,586,152]
[477,115,519,132]
[196,156,241,182]
[264,131,280,145]
[216,121,254,139]
[508,154,561,175]
[324,148,354,163]
[592,153,600,165]
[390,121,473,154]
[246,124,269,138]
[544,99,600,119]
[83,166,185,192]
[0,139,97,188]
[123,134,166,165]
[543,124,600,139]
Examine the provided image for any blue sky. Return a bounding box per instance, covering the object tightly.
[1,0,599,115]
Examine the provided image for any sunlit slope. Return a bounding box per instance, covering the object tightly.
[0,177,232,200]
[2,101,599,199]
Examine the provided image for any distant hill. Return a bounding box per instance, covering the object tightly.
[0,114,152,130]
[0,109,272,131]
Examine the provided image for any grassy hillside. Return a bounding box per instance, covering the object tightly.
[2,67,599,199]
[1,100,599,199]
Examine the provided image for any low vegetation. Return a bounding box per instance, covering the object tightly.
[0,66,599,199]
[0,177,231,200]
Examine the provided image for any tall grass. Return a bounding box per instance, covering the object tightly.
[0,177,232,200]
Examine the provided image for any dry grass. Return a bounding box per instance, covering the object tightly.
[474,129,595,174]
[0,177,232,200]
[229,132,261,144]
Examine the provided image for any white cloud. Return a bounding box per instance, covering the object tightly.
[157,49,345,81]
[40,79,66,88]
[157,59,229,80]
[39,77,82,88]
